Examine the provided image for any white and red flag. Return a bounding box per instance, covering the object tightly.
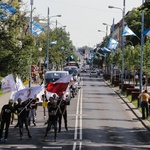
[46,75,72,96]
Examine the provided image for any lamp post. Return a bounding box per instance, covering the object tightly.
[29,0,33,88]
[139,0,145,106]
[39,47,42,71]
[108,0,125,93]
[102,23,111,38]
[46,7,61,71]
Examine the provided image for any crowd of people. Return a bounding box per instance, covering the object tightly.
[0,92,68,142]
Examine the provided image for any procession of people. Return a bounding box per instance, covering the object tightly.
[0,73,80,142]
[0,91,70,142]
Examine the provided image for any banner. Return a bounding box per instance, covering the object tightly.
[13,86,44,102]
[0,3,17,20]
[122,26,136,36]
[1,74,16,93]
[108,38,118,50]
[30,22,44,36]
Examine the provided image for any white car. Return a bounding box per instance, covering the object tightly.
[90,71,98,78]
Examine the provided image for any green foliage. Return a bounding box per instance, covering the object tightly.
[0,9,74,80]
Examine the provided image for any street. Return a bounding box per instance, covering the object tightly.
[0,73,150,149]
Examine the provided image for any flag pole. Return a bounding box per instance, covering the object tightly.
[18,99,33,116]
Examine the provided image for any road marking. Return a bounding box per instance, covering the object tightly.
[80,89,83,140]
[17,146,36,149]
[43,147,62,149]
[73,88,83,150]
[73,142,77,150]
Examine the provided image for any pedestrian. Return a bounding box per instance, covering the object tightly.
[44,97,60,141]
[42,91,48,119]
[0,99,14,142]
[138,90,150,119]
[15,98,32,140]
[135,74,139,86]
[58,94,68,132]
[142,75,146,90]
[29,96,39,126]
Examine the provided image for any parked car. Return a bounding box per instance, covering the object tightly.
[44,71,69,86]
[80,68,87,73]
[89,71,98,78]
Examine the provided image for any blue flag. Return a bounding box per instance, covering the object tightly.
[50,41,57,45]
[0,3,17,20]
[143,27,150,37]
[122,26,136,36]
[101,47,111,53]
[108,38,118,50]
[31,22,44,36]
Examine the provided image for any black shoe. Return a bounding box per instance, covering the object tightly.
[54,135,57,142]
[65,126,68,131]
[58,128,61,132]
[14,124,18,128]
[33,123,36,126]
[44,135,47,140]
[44,122,47,125]
[28,134,32,139]
[20,136,23,140]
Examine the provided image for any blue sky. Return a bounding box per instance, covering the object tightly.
[21,0,142,48]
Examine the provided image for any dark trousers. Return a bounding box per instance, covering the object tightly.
[45,119,57,138]
[18,117,30,136]
[141,101,149,119]
[58,110,67,130]
[0,119,10,139]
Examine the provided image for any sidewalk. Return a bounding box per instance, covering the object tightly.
[104,80,150,131]
[0,92,11,111]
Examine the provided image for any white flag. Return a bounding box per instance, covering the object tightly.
[1,74,16,93]
[16,76,25,90]
[13,86,44,102]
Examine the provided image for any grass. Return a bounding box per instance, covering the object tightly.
[0,90,2,96]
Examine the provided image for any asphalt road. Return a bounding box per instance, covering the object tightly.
[0,73,150,149]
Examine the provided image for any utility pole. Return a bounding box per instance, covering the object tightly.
[29,0,33,88]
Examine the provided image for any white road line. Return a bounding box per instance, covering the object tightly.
[74,89,81,140]
[72,142,77,150]
[0,146,11,149]
[79,142,82,150]
[80,89,83,140]
[43,147,62,149]
[17,146,36,149]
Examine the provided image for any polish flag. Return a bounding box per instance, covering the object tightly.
[46,74,72,96]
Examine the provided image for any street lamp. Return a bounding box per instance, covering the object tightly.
[139,0,145,106]
[108,0,125,93]
[38,47,42,71]
[46,7,61,71]
[102,23,111,37]
[29,0,33,88]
